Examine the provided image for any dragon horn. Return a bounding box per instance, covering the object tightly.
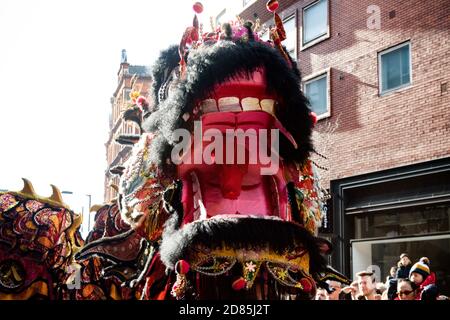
[48,184,66,206]
[90,204,103,212]
[20,178,37,197]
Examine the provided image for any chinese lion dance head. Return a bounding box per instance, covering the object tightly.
[75,1,350,300]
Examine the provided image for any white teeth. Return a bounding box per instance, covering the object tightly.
[193,194,199,209]
[199,97,276,116]
[200,99,218,113]
[198,199,207,220]
[241,97,260,111]
[260,99,275,115]
[218,97,240,112]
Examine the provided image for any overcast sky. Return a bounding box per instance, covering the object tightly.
[0,0,226,206]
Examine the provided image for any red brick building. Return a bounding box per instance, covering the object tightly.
[104,50,152,202]
[240,0,450,292]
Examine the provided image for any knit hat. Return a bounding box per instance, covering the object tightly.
[409,257,430,279]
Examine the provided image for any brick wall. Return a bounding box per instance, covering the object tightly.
[241,0,450,188]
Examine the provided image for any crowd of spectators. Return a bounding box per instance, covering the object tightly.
[315,253,449,300]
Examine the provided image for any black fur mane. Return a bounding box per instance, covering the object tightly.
[143,40,313,167]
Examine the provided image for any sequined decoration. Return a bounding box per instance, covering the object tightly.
[242,260,262,289]
[192,256,236,276]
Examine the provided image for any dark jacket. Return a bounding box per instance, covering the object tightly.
[396,265,411,279]
[387,278,398,300]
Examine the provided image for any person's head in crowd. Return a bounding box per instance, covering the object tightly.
[409,257,431,285]
[399,253,412,267]
[315,288,327,300]
[396,253,413,279]
[389,266,398,278]
[342,280,360,300]
[325,280,343,300]
[357,271,380,300]
[397,278,416,300]
[376,282,387,295]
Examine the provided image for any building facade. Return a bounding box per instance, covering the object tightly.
[240,0,450,294]
[104,50,152,203]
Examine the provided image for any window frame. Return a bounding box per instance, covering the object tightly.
[301,0,330,51]
[303,67,331,120]
[378,41,412,95]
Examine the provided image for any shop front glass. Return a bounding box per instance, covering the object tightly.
[350,203,450,296]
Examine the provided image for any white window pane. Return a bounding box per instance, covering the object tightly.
[382,51,402,90]
[381,44,410,92]
[284,16,296,56]
[305,76,327,116]
[303,0,328,44]
[260,30,270,42]
[216,9,226,26]
[401,46,410,83]
[124,89,131,102]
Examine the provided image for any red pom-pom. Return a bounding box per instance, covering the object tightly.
[232,277,246,291]
[175,260,190,274]
[300,278,313,293]
[193,2,203,14]
[310,111,318,126]
[136,96,149,109]
[266,0,279,12]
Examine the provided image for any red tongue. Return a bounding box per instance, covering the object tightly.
[220,164,248,199]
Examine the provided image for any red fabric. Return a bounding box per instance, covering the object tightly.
[142,253,172,300]
[178,111,295,223]
[421,272,436,287]
[413,272,436,300]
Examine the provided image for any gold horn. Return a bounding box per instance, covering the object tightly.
[48,184,66,207]
[90,204,103,212]
[109,183,119,193]
[19,178,37,198]
[68,212,83,255]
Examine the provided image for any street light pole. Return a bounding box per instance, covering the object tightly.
[86,194,92,232]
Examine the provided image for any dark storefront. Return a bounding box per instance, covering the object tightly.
[329,157,450,295]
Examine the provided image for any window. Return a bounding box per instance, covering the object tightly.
[283,15,297,59]
[379,42,412,94]
[352,235,450,296]
[353,203,450,239]
[260,29,270,42]
[350,201,450,295]
[123,88,131,102]
[216,9,226,26]
[304,69,330,119]
[302,0,329,48]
